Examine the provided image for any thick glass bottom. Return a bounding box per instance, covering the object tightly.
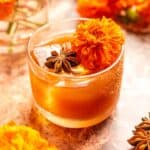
[34,101,114,128]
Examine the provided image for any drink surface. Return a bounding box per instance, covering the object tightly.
[31,34,90,76]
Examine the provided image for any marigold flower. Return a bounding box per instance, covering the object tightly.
[138,0,150,24]
[110,0,149,15]
[114,0,142,9]
[77,0,150,22]
[112,0,150,32]
[72,17,124,71]
[0,0,15,20]
[0,124,57,150]
[77,0,112,18]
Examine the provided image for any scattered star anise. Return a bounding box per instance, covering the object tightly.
[135,114,150,130]
[45,47,80,73]
[128,113,150,150]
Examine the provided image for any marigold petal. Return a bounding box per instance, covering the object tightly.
[0,0,15,20]
[0,125,57,150]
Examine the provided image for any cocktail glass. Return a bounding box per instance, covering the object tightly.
[28,19,124,128]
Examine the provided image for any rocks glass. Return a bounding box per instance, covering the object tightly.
[27,19,124,128]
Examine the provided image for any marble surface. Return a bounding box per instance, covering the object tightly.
[0,0,150,150]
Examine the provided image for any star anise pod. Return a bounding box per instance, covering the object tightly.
[128,129,150,150]
[136,113,150,130]
[45,48,80,73]
[128,113,150,150]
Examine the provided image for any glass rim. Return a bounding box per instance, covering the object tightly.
[27,18,125,80]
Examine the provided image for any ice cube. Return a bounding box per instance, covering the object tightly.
[33,44,61,67]
[33,45,50,67]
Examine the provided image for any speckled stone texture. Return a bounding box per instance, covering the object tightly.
[0,0,150,149]
[29,107,112,150]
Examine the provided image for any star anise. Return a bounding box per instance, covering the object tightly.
[45,47,80,73]
[136,113,150,130]
[128,113,150,150]
[128,129,150,150]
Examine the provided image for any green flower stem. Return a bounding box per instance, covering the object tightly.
[6,22,17,36]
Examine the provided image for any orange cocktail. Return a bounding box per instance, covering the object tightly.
[28,18,124,128]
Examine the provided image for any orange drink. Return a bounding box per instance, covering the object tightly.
[28,18,125,128]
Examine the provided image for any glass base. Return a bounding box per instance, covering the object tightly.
[34,101,114,128]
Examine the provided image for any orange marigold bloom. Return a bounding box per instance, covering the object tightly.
[77,0,112,18]
[0,0,15,20]
[72,18,124,71]
[110,0,148,14]
[0,124,57,150]
[77,0,148,18]
[114,0,142,8]
[138,0,150,24]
